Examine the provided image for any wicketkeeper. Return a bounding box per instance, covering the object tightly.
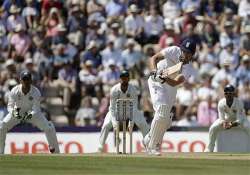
[98,70,150,152]
[0,71,60,154]
[205,84,250,152]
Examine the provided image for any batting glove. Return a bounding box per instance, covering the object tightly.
[151,70,165,83]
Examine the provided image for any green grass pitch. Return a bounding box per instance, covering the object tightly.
[0,153,249,175]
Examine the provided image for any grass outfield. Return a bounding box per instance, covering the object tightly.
[0,153,250,175]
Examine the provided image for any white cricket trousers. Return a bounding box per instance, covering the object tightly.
[146,78,176,150]
[99,110,150,148]
[0,113,60,154]
[207,119,250,152]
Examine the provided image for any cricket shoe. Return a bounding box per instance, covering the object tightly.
[148,149,161,156]
[49,146,56,154]
[204,148,212,153]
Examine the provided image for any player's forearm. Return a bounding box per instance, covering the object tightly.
[164,74,185,87]
[149,53,164,71]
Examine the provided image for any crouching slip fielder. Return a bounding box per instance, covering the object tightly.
[206,85,250,152]
[98,70,150,152]
[0,71,60,154]
[144,39,196,155]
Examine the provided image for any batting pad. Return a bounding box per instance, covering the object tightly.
[147,117,169,150]
[45,121,60,153]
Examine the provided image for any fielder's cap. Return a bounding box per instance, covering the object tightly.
[20,71,32,80]
[224,84,235,93]
[180,39,196,55]
[120,70,129,77]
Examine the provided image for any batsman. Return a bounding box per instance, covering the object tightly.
[144,39,196,155]
[0,71,60,154]
[98,70,150,152]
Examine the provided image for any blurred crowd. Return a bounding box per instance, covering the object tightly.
[0,0,249,128]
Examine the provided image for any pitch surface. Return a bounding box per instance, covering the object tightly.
[0,153,249,175]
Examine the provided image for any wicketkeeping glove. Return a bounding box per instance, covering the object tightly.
[23,111,33,121]
[12,107,22,119]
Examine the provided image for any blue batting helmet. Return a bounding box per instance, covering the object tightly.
[180,39,196,55]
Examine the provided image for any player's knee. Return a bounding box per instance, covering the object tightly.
[44,121,56,133]
[0,121,7,132]
[157,104,171,119]
[102,122,112,131]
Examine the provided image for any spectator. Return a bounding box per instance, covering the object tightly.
[144,5,164,44]
[219,21,240,50]
[162,0,181,20]
[124,4,145,44]
[0,60,18,85]
[201,22,219,47]
[53,61,77,112]
[66,5,87,33]
[238,79,250,113]
[99,59,120,87]
[121,38,142,69]
[212,59,236,89]
[75,96,97,126]
[238,0,250,19]
[199,44,218,76]
[81,40,102,69]
[22,0,39,30]
[176,81,197,120]
[6,5,26,32]
[240,25,250,57]
[197,95,217,126]
[107,22,127,50]
[44,8,63,38]
[23,58,40,86]
[79,60,99,97]
[218,42,239,70]
[8,24,31,62]
[236,55,250,86]
[158,24,180,49]
[100,39,122,68]
[105,0,127,17]
[86,0,104,16]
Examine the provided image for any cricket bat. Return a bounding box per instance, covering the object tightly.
[161,62,183,79]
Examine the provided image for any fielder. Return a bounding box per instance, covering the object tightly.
[98,70,150,152]
[0,71,60,154]
[205,84,250,152]
[143,39,196,155]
